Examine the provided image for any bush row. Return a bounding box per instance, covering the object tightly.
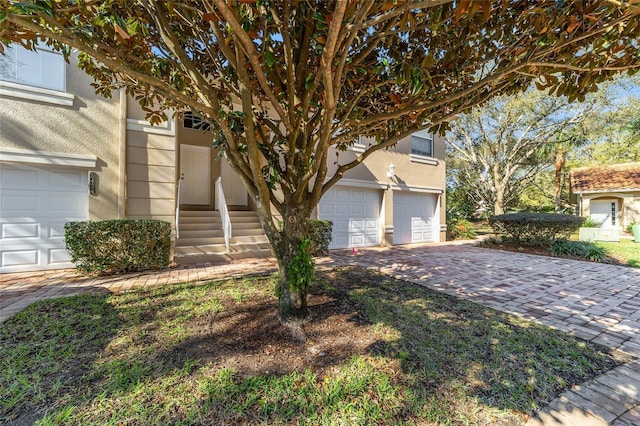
[65,220,171,274]
[489,213,584,246]
[65,218,333,275]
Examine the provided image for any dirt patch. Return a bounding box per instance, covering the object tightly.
[159,275,379,378]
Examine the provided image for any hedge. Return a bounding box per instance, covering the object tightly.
[489,213,584,246]
[308,220,333,256]
[65,220,171,274]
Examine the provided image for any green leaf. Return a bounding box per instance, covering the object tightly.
[264,50,275,67]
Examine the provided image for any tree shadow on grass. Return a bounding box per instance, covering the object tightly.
[0,289,120,425]
[329,267,624,424]
[0,269,625,425]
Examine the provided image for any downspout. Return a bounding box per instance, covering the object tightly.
[118,90,127,219]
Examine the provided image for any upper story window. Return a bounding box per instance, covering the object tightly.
[183,111,212,131]
[411,131,433,158]
[0,43,65,92]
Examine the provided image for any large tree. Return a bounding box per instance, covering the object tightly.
[445,90,600,215]
[2,1,640,323]
[576,96,640,164]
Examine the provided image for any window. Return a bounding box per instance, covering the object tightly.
[183,111,212,131]
[0,44,65,92]
[411,131,433,157]
[611,202,616,226]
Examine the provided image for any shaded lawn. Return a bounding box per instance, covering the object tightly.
[0,268,623,425]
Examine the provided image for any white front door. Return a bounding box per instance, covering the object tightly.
[221,159,248,207]
[180,145,211,205]
[0,163,88,272]
[393,192,436,245]
[590,200,617,228]
[319,187,380,249]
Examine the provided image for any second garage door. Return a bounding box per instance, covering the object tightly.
[1,163,89,273]
[319,187,380,249]
[393,192,436,245]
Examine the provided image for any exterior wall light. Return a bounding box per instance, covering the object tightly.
[387,163,395,179]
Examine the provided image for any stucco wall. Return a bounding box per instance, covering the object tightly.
[0,54,121,220]
[580,192,640,230]
[321,134,447,242]
[328,134,447,241]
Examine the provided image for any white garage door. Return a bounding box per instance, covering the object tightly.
[319,187,380,249]
[1,163,88,273]
[393,192,436,245]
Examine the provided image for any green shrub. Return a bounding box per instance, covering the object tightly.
[626,222,637,234]
[447,218,477,240]
[65,220,171,274]
[489,213,584,246]
[308,220,333,256]
[582,217,602,228]
[549,240,607,262]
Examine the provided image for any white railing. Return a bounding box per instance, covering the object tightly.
[175,173,183,239]
[215,177,232,252]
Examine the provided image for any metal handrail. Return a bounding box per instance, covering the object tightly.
[175,173,183,239]
[215,177,232,252]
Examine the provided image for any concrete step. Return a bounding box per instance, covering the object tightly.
[179,222,221,231]
[179,216,222,224]
[178,229,223,239]
[232,221,262,230]
[232,228,266,237]
[230,235,269,244]
[173,243,272,266]
[174,244,229,256]
[179,210,219,217]
[176,236,225,246]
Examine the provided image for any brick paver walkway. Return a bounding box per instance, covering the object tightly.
[1,242,639,425]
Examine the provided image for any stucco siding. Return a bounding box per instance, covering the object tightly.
[324,134,447,242]
[125,126,176,221]
[580,192,640,229]
[0,54,120,220]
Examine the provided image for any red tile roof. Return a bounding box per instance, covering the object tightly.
[569,163,640,193]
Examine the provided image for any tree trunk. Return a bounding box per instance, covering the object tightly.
[493,196,504,215]
[267,210,313,324]
[554,146,566,212]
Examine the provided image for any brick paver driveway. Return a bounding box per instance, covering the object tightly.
[1,242,639,425]
[334,244,640,357]
[332,244,640,426]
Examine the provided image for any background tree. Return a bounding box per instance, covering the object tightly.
[445,91,598,215]
[575,97,640,164]
[3,1,640,325]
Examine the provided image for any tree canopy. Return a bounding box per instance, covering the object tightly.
[446,89,600,215]
[3,0,640,321]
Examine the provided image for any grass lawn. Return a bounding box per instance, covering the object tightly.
[595,238,640,267]
[0,268,623,425]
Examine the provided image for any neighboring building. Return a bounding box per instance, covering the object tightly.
[0,44,446,273]
[569,163,640,230]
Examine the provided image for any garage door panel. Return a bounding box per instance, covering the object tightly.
[0,168,39,187]
[1,195,39,214]
[1,223,39,239]
[320,187,380,249]
[49,194,88,214]
[2,249,39,268]
[49,222,68,238]
[1,163,88,272]
[48,170,85,187]
[49,248,71,264]
[394,193,436,245]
